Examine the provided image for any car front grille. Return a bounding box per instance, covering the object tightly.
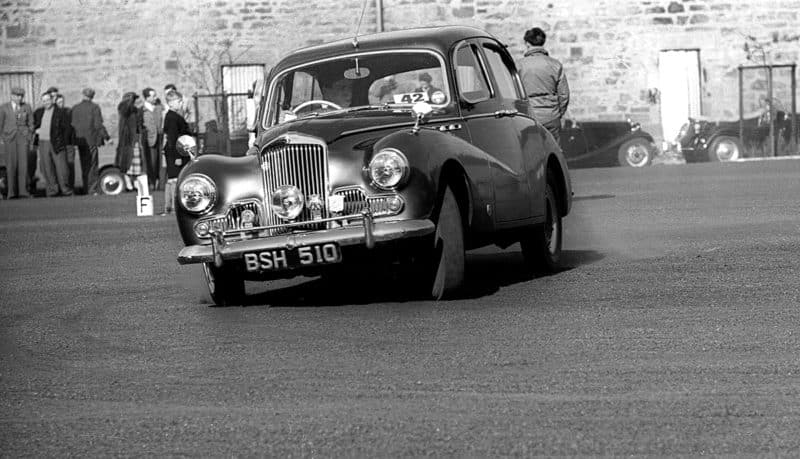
[199,200,263,237]
[260,141,328,233]
[333,187,397,217]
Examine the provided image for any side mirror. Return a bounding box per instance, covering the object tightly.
[177,135,198,160]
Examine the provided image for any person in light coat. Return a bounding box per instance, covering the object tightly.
[518,27,570,143]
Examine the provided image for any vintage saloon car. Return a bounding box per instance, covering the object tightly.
[174,26,572,305]
[676,102,797,162]
[561,118,658,168]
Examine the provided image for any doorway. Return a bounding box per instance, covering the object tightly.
[658,49,701,141]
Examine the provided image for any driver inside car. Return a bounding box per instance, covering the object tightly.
[320,78,353,109]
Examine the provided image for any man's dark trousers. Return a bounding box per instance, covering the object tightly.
[75,137,99,194]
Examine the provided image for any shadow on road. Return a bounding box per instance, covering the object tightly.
[241,249,604,307]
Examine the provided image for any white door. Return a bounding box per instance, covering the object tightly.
[658,50,701,141]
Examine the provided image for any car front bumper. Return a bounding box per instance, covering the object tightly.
[177,218,435,265]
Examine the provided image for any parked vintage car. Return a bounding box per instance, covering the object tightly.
[560,118,658,168]
[174,26,573,305]
[676,103,797,162]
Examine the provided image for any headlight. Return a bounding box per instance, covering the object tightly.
[369,148,409,190]
[179,174,216,213]
[271,185,304,220]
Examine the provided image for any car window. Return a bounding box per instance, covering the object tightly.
[266,51,450,126]
[368,68,447,106]
[454,44,490,103]
[482,44,521,100]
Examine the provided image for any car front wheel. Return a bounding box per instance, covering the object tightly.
[521,181,562,273]
[708,136,742,162]
[421,186,465,300]
[617,139,653,167]
[202,263,246,306]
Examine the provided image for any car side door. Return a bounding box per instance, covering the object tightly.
[453,39,532,224]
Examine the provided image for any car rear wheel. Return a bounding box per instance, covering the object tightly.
[617,139,653,167]
[99,167,125,195]
[202,263,246,306]
[420,186,465,300]
[708,136,742,162]
[521,180,562,273]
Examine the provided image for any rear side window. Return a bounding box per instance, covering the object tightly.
[482,45,521,100]
[454,44,490,103]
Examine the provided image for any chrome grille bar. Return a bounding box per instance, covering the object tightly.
[333,188,398,217]
[261,140,328,233]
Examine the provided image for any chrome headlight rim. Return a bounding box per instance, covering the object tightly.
[369,148,410,191]
[179,173,217,214]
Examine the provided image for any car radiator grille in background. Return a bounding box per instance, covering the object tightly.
[333,188,395,217]
[261,143,328,232]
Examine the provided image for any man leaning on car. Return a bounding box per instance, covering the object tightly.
[518,27,570,143]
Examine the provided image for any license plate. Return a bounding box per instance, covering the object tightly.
[243,243,341,272]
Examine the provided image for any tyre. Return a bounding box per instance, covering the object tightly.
[420,186,465,300]
[707,136,742,162]
[99,167,125,195]
[617,139,652,167]
[202,262,246,306]
[0,166,7,199]
[521,180,562,273]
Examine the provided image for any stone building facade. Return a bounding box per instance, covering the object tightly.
[1,0,798,145]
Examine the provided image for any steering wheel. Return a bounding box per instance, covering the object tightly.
[291,99,342,115]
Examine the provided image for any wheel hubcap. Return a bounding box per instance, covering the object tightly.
[716,141,739,161]
[101,175,122,194]
[626,145,649,167]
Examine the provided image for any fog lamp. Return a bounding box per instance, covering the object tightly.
[195,221,210,237]
[387,195,404,212]
[241,209,256,228]
[271,185,304,220]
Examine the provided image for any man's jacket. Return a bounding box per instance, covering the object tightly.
[518,47,570,125]
[33,105,70,151]
[71,100,106,147]
[0,101,34,142]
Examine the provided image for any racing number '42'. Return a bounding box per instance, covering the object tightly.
[244,243,342,272]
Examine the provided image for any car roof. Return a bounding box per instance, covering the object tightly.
[272,26,496,73]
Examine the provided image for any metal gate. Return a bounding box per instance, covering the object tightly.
[738,64,798,157]
[191,64,266,157]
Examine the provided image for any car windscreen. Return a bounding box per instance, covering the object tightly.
[265,50,450,126]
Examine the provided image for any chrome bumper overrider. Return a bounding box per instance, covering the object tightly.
[177,212,435,266]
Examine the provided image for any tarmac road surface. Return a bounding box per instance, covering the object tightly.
[2,160,800,456]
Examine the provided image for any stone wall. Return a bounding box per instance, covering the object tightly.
[2,0,798,143]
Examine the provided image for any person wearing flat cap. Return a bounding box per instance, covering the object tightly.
[0,87,35,198]
[71,87,108,195]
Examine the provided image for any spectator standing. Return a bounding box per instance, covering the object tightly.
[33,91,73,196]
[55,94,77,190]
[0,87,34,198]
[161,90,190,215]
[115,91,143,190]
[141,87,163,190]
[71,88,108,195]
[518,27,570,143]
